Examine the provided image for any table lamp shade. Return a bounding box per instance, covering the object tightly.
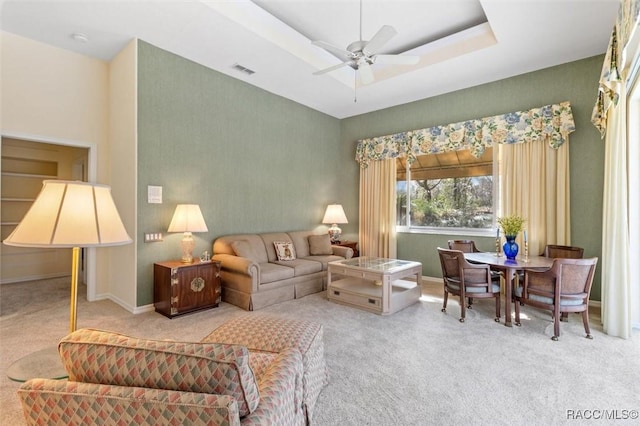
[167,204,208,233]
[322,204,348,225]
[168,204,208,263]
[3,180,132,247]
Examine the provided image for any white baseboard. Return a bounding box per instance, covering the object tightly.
[92,292,155,314]
[421,276,441,285]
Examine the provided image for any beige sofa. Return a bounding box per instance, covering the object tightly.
[212,231,353,310]
[18,327,306,425]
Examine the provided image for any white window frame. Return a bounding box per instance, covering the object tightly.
[397,148,500,237]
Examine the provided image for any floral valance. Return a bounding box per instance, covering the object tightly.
[591,0,640,137]
[356,101,575,167]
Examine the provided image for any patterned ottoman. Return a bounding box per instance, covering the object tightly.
[202,314,327,424]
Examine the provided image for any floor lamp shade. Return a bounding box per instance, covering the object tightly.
[3,180,132,333]
[168,204,208,263]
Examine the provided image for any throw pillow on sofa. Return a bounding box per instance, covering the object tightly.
[231,240,259,262]
[273,241,296,260]
[308,234,333,255]
[59,328,260,417]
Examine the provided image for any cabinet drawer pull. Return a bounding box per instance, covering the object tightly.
[191,277,205,292]
[368,298,376,304]
[333,290,340,296]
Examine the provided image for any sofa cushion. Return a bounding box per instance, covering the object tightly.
[287,231,313,257]
[214,234,269,263]
[308,234,332,255]
[231,240,259,262]
[273,258,323,276]
[260,233,292,262]
[303,255,347,270]
[59,328,260,417]
[273,241,296,261]
[260,262,295,283]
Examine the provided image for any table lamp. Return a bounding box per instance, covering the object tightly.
[3,180,132,381]
[167,204,208,263]
[322,204,348,243]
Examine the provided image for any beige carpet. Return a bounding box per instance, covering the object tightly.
[1,277,639,425]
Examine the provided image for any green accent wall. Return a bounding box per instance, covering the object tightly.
[341,55,605,299]
[136,41,352,305]
[135,41,605,306]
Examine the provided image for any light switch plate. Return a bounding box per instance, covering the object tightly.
[148,185,162,204]
[144,233,163,242]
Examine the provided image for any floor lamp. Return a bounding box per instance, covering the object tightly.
[3,180,132,381]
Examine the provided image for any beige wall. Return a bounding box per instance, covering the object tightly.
[108,39,138,310]
[1,31,133,307]
[1,32,108,155]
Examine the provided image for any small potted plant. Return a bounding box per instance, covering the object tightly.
[497,215,525,260]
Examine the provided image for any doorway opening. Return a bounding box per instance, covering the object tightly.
[1,135,95,299]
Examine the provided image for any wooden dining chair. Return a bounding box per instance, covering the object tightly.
[437,248,501,323]
[447,239,481,253]
[542,244,584,321]
[448,239,502,308]
[543,244,584,259]
[514,257,598,341]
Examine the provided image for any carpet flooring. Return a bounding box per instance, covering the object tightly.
[1,277,639,425]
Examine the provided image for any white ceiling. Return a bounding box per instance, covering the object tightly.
[0,0,620,119]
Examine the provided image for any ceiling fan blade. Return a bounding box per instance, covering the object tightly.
[358,62,375,85]
[374,54,420,65]
[313,61,352,76]
[311,40,353,59]
[363,25,397,56]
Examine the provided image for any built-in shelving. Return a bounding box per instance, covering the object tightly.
[1,139,88,284]
[1,171,58,179]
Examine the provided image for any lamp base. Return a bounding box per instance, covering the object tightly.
[328,224,342,243]
[180,232,195,263]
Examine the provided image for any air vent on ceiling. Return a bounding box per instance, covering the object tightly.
[232,63,255,76]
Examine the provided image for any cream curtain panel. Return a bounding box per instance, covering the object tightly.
[358,159,397,258]
[356,102,575,257]
[498,141,570,257]
[591,0,639,339]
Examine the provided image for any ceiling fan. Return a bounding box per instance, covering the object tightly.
[311,0,419,85]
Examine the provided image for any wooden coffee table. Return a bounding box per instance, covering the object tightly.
[327,257,422,315]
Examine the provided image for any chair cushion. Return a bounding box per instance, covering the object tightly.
[448,282,500,293]
[18,378,240,425]
[59,328,260,417]
[514,287,585,306]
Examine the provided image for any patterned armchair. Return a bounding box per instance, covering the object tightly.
[18,328,305,425]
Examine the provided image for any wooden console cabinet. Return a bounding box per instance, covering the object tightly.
[153,259,221,318]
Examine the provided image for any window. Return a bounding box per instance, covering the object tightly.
[396,147,495,231]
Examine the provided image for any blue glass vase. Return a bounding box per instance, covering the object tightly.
[503,236,519,260]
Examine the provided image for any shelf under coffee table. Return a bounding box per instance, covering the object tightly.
[327,257,422,315]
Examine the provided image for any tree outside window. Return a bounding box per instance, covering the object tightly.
[396,148,494,230]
